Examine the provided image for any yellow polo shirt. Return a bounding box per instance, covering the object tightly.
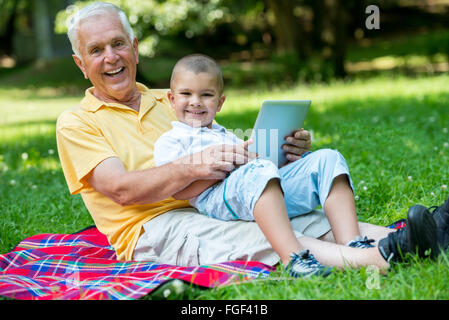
[56,83,190,261]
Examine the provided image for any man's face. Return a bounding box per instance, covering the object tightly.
[73,13,139,102]
[168,70,225,128]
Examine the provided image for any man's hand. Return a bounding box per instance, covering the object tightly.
[171,139,257,200]
[177,139,257,181]
[281,128,311,166]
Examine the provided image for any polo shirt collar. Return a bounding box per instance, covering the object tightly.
[80,82,161,113]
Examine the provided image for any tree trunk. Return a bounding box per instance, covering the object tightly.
[266,0,302,56]
[317,0,347,78]
[0,0,19,56]
[33,0,53,63]
[311,0,325,49]
[332,0,347,78]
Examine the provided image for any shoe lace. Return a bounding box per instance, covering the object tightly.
[388,226,405,242]
[384,226,409,260]
[290,250,322,268]
[348,236,375,248]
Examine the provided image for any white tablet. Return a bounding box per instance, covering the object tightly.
[247,100,311,167]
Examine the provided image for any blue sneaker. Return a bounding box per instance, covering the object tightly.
[285,250,332,278]
[346,236,375,248]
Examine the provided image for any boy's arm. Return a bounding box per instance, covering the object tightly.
[172,179,222,200]
[154,133,185,167]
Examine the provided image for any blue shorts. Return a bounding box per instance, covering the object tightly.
[190,149,354,221]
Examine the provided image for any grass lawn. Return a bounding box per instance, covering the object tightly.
[1,70,448,299]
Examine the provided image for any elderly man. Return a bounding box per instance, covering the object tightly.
[57,2,444,271]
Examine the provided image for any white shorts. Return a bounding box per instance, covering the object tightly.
[133,207,331,266]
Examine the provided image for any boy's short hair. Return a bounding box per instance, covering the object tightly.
[170,54,224,94]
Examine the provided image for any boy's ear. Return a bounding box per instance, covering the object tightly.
[217,95,226,112]
[73,55,88,79]
[167,90,175,106]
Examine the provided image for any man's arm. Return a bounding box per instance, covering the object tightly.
[86,157,201,206]
[86,141,254,206]
[172,179,221,200]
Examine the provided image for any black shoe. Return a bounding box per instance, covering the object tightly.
[378,205,438,262]
[429,196,449,253]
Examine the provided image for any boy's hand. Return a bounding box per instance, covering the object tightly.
[234,139,258,168]
[282,128,311,164]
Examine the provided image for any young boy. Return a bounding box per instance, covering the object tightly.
[154,54,439,277]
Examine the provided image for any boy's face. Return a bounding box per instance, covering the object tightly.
[168,69,225,128]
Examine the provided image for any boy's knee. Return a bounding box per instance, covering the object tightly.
[314,148,344,164]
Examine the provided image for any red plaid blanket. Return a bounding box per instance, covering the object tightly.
[0,226,273,300]
[0,220,405,300]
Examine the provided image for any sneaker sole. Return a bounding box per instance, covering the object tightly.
[407,205,438,259]
[290,268,332,279]
[432,198,449,253]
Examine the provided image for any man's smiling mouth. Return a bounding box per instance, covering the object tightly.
[105,67,124,77]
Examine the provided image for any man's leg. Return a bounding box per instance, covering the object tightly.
[298,235,390,270]
[133,207,331,267]
[319,222,395,245]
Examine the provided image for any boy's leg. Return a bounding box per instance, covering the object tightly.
[192,159,281,221]
[253,178,303,265]
[280,149,361,245]
[323,174,361,244]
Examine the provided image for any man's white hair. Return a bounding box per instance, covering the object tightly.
[67,2,134,58]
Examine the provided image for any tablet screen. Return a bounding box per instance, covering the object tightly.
[247,100,311,167]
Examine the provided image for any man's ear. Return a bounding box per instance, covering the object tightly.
[73,54,88,79]
[217,95,226,112]
[133,37,139,65]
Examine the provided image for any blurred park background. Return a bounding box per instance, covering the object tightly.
[1,0,449,90]
[1,0,449,299]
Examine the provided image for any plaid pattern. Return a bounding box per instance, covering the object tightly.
[387,218,407,230]
[0,220,406,300]
[0,226,273,300]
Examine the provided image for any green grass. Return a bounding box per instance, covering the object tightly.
[1,72,449,300]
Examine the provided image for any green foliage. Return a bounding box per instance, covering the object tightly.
[55,0,239,58]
